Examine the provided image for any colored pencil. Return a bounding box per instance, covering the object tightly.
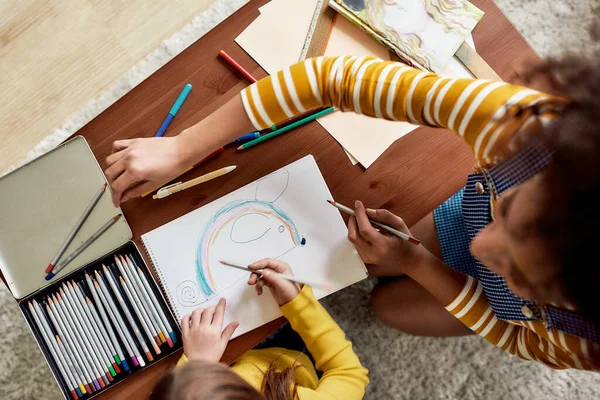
[63,284,116,382]
[68,281,121,375]
[230,131,260,144]
[141,146,225,198]
[155,83,193,137]
[100,266,154,362]
[219,260,333,292]
[73,281,122,366]
[29,302,81,399]
[46,184,107,274]
[237,107,335,150]
[218,50,257,83]
[129,254,177,344]
[118,255,167,345]
[153,165,236,199]
[270,106,328,131]
[59,288,113,383]
[46,214,122,280]
[56,336,85,398]
[82,276,128,371]
[45,300,95,394]
[36,303,89,397]
[54,293,107,388]
[51,295,104,390]
[90,274,144,368]
[114,257,162,351]
[326,200,421,245]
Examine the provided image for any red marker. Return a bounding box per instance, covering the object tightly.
[219,50,257,83]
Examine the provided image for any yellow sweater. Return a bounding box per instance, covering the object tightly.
[178,286,369,399]
[239,56,599,371]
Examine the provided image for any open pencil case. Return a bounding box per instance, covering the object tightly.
[0,137,182,399]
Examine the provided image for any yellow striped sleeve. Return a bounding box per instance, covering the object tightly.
[240,56,566,166]
[445,276,600,371]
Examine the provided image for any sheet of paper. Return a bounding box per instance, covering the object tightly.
[235,0,320,75]
[317,16,418,168]
[142,155,367,337]
[331,0,483,73]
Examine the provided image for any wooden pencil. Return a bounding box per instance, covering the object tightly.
[327,200,420,245]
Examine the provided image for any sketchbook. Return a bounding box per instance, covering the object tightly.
[141,155,367,338]
[331,0,484,73]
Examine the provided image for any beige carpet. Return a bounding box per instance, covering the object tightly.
[1,0,600,399]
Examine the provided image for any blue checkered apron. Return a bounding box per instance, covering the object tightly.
[434,146,600,343]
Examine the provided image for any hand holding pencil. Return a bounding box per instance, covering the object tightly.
[343,200,427,278]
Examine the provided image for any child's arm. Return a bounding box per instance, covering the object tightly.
[248,259,369,400]
[279,286,369,399]
[242,56,566,166]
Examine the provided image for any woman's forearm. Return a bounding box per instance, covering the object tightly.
[406,251,467,306]
[176,94,254,165]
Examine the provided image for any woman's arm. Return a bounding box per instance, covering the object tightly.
[106,56,564,205]
[242,56,564,165]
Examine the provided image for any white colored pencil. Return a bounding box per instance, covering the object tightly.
[98,268,152,363]
[91,274,145,368]
[67,281,119,375]
[117,273,161,354]
[74,281,124,368]
[114,256,162,349]
[45,300,95,392]
[28,301,80,396]
[128,255,177,345]
[219,260,333,292]
[58,288,111,385]
[51,295,105,388]
[119,255,167,346]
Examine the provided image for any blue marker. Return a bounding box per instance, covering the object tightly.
[154,83,193,137]
[230,131,260,144]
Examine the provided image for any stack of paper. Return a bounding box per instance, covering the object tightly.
[235,0,476,168]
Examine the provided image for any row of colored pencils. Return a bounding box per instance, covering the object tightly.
[28,254,176,399]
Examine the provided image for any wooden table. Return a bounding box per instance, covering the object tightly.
[18,0,545,398]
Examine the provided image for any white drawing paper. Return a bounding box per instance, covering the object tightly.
[142,155,367,338]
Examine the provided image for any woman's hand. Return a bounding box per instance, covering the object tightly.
[247,259,301,306]
[181,298,239,362]
[104,136,191,206]
[348,200,427,277]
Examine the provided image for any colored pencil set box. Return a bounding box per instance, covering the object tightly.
[0,137,182,399]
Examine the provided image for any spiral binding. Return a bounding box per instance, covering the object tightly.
[141,237,182,323]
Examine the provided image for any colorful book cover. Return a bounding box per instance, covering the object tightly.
[331,0,484,73]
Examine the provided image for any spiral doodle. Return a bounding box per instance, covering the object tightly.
[176,280,204,307]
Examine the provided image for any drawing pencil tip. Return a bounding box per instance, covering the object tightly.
[326,199,334,205]
[114,214,122,221]
[236,145,243,151]
[101,183,107,191]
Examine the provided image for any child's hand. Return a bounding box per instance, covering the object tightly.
[181,298,239,362]
[104,136,190,206]
[247,259,301,306]
[348,200,426,277]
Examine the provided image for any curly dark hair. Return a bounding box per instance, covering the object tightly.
[525,27,600,324]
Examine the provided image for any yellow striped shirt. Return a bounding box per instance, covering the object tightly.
[239,56,598,371]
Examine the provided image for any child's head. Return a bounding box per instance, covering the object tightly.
[150,359,298,400]
[150,360,262,400]
[470,47,600,322]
